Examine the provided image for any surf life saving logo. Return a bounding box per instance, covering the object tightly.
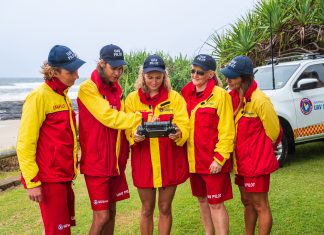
[300,98,313,115]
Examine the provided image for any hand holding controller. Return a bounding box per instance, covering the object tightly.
[137,117,177,138]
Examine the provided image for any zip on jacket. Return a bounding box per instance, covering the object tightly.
[230,80,280,177]
[125,87,189,188]
[181,79,235,174]
[17,78,78,189]
[77,70,142,177]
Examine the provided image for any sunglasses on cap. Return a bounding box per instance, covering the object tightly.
[190,69,205,76]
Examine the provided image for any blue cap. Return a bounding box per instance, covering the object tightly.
[100,44,126,68]
[220,56,254,79]
[48,45,85,72]
[192,54,216,71]
[143,54,166,73]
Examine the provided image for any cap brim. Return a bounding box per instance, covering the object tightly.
[106,59,127,68]
[143,67,165,73]
[62,58,86,72]
[220,67,240,79]
[191,62,209,71]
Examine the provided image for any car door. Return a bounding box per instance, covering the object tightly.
[291,62,324,142]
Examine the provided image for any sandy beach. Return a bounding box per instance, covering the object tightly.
[0,120,20,150]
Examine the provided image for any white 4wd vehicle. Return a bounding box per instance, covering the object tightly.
[254,54,324,166]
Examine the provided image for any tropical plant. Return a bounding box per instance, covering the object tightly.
[209,0,324,68]
[120,51,191,96]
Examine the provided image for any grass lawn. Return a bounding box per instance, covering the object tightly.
[0,141,323,234]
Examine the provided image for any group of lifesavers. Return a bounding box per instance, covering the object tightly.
[17,44,281,235]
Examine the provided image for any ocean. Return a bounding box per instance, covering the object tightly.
[0,77,87,120]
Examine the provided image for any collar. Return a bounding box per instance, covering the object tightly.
[138,86,169,108]
[90,69,122,96]
[230,80,258,117]
[181,79,216,114]
[182,79,216,101]
[244,80,258,102]
[229,89,240,110]
[181,81,195,98]
[229,80,258,104]
[45,78,69,95]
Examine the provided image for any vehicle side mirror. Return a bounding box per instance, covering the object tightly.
[293,78,318,92]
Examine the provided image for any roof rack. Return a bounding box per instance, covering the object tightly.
[266,53,324,65]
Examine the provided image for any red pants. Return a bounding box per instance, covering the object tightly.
[39,182,75,235]
[190,173,233,204]
[84,173,130,210]
[235,174,270,192]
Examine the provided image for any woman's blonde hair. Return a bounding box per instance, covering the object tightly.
[215,76,223,88]
[40,61,61,81]
[134,66,172,93]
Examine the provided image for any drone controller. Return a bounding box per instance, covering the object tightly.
[137,117,177,138]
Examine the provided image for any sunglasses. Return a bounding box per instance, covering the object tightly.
[191,69,205,76]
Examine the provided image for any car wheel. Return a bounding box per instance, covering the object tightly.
[275,132,288,167]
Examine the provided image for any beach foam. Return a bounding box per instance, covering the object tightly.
[0,77,86,102]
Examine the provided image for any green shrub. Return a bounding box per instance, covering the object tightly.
[120,51,192,96]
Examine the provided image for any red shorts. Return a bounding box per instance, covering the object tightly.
[235,174,270,192]
[84,173,130,211]
[190,173,233,204]
[39,182,75,235]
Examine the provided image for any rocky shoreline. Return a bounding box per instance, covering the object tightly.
[0,100,78,120]
[0,101,23,120]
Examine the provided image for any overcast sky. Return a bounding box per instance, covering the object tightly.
[0,0,257,78]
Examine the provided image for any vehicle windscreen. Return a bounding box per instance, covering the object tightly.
[254,65,299,90]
